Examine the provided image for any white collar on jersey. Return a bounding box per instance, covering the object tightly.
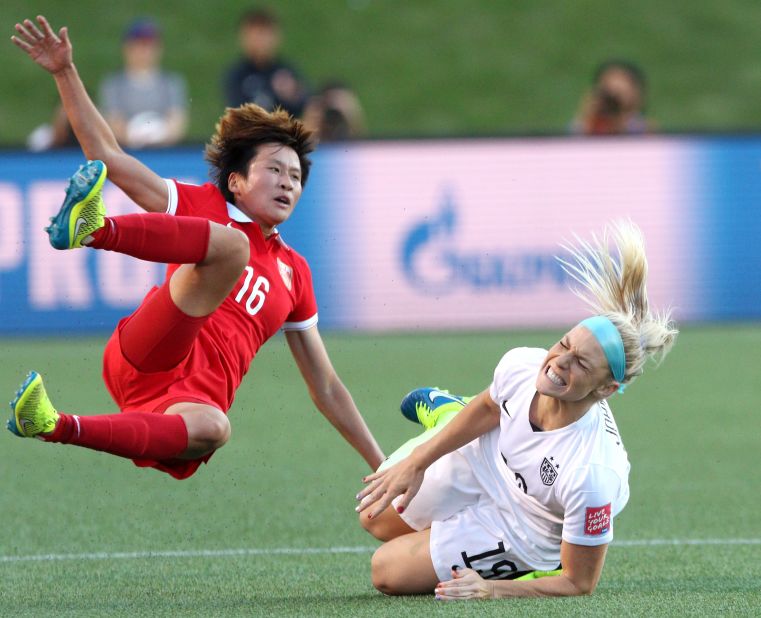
[226,202,279,235]
[227,202,253,222]
[226,201,285,245]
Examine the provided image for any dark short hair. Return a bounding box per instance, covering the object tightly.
[239,7,278,29]
[205,103,315,204]
[124,18,161,42]
[592,59,647,93]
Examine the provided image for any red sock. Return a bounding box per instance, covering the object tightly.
[88,213,210,264]
[44,412,188,461]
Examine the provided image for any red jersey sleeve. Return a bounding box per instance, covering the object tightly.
[282,254,318,331]
[165,179,227,219]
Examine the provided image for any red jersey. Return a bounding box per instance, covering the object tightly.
[103,180,318,415]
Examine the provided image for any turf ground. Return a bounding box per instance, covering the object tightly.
[0,326,760,616]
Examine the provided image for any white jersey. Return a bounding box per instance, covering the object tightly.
[397,346,631,578]
[489,347,630,555]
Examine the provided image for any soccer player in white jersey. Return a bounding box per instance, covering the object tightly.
[356,221,678,599]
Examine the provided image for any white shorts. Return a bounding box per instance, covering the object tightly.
[394,430,545,582]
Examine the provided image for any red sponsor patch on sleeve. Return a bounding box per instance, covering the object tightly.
[584,504,612,536]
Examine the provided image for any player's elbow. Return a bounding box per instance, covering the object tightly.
[575,583,596,596]
[566,575,597,596]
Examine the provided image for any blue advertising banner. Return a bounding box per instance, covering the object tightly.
[0,148,208,334]
[1,137,760,335]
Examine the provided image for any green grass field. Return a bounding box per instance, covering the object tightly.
[1,326,760,616]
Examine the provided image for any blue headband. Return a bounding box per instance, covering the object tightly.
[579,316,626,387]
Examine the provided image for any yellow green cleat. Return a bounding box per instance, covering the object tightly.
[399,387,472,430]
[45,160,108,250]
[514,568,563,580]
[7,371,59,438]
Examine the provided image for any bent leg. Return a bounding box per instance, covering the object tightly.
[360,505,415,542]
[371,529,439,595]
[164,402,231,459]
[119,282,208,373]
[118,223,249,373]
[167,221,249,317]
[89,213,249,318]
[44,402,229,461]
[378,405,462,472]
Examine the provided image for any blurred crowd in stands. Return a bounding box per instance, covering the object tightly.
[571,60,652,136]
[26,7,652,151]
[28,7,366,151]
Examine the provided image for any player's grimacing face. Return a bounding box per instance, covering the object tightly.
[230,143,303,231]
[536,325,614,401]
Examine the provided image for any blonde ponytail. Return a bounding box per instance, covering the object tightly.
[557,220,678,385]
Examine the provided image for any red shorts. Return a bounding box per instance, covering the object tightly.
[102,283,237,479]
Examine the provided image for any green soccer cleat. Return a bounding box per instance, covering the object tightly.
[7,371,59,438]
[399,387,472,430]
[514,568,563,580]
[45,160,108,250]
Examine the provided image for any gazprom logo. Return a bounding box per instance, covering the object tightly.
[400,190,567,294]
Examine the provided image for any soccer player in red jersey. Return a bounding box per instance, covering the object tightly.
[9,16,386,478]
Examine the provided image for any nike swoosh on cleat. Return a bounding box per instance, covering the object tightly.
[73,217,87,239]
[428,389,457,404]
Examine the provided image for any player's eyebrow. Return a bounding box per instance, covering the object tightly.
[264,157,301,175]
[564,336,592,366]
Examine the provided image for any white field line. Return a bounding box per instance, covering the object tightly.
[0,539,759,564]
[615,538,761,547]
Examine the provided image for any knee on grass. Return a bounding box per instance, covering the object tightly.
[370,546,408,595]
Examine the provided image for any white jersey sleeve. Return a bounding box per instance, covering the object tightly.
[489,347,547,406]
[557,463,623,546]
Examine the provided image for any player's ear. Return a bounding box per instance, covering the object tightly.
[228,172,240,196]
[593,381,618,399]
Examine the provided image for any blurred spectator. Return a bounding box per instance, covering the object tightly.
[571,60,653,135]
[98,18,188,148]
[26,104,77,151]
[224,8,309,117]
[302,81,366,142]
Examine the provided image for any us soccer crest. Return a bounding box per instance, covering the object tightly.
[540,457,558,486]
[277,258,293,291]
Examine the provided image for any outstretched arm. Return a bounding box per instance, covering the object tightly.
[12,16,167,212]
[435,541,607,599]
[356,389,501,518]
[285,327,385,470]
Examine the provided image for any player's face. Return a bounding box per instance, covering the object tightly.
[230,143,303,233]
[536,325,615,401]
